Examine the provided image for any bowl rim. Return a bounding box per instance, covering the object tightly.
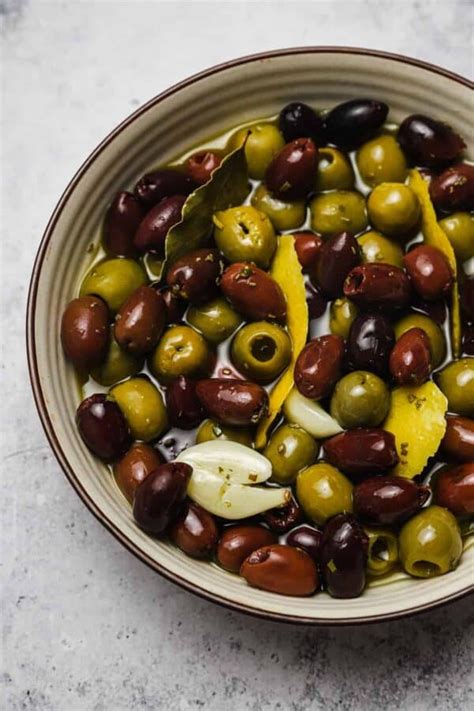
[27,46,473,626]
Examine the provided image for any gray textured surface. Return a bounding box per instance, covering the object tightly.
[2,1,473,709]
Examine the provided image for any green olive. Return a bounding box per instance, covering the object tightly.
[110,377,168,441]
[310,191,368,238]
[213,206,277,267]
[364,526,399,577]
[329,297,359,339]
[80,258,147,312]
[395,313,446,368]
[314,147,355,191]
[149,325,212,382]
[187,298,242,345]
[356,135,408,187]
[264,424,319,485]
[439,212,474,263]
[228,122,285,179]
[357,230,404,268]
[437,358,474,416]
[231,321,291,383]
[251,184,306,231]
[330,370,390,429]
[399,506,462,578]
[196,419,253,447]
[91,329,143,386]
[367,183,420,240]
[296,463,353,525]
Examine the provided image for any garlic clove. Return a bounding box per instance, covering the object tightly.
[177,440,271,484]
[283,388,344,438]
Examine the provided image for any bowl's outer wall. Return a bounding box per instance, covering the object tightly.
[28,49,473,624]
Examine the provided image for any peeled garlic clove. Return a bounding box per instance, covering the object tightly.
[187,467,291,519]
[283,388,343,438]
[177,440,271,484]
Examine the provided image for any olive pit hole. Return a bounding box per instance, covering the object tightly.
[412,560,441,577]
[371,537,390,562]
[238,221,250,235]
[251,335,276,362]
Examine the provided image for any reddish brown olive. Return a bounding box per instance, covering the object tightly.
[134,169,195,207]
[323,429,399,478]
[293,231,323,275]
[169,501,219,559]
[325,99,388,151]
[134,195,186,254]
[316,232,361,299]
[389,327,432,385]
[353,475,430,525]
[294,335,345,399]
[433,462,474,516]
[113,443,163,503]
[166,248,223,304]
[429,163,474,212]
[61,296,109,370]
[265,138,318,200]
[261,498,303,534]
[403,245,453,301]
[216,525,277,573]
[441,415,474,462]
[76,393,131,462]
[220,262,287,323]
[103,191,145,257]
[240,544,319,596]
[114,286,165,355]
[166,376,205,430]
[132,462,192,535]
[347,313,395,377]
[343,263,411,310]
[186,150,222,185]
[397,114,466,168]
[286,525,322,563]
[196,378,268,426]
[320,514,368,598]
[306,282,328,320]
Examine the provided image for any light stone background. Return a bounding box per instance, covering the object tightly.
[1,1,473,709]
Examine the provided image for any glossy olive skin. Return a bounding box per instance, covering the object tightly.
[160,286,187,324]
[395,313,446,368]
[229,122,284,180]
[264,424,319,485]
[441,415,474,462]
[166,248,223,304]
[347,313,395,377]
[389,327,432,386]
[344,263,412,311]
[262,498,303,534]
[358,231,404,268]
[329,298,359,339]
[323,429,398,478]
[429,163,474,212]
[134,195,186,253]
[103,191,145,257]
[111,377,168,442]
[132,462,192,535]
[149,325,212,383]
[314,147,354,191]
[367,183,420,239]
[134,169,195,207]
[354,475,430,525]
[399,506,462,578]
[231,321,291,384]
[320,514,369,598]
[213,206,277,267]
[165,376,205,430]
[196,419,253,447]
[216,525,276,573]
[113,443,163,503]
[80,258,147,313]
[397,114,466,168]
[241,544,319,596]
[76,394,130,462]
[433,463,474,516]
[169,501,218,558]
[186,150,222,185]
[439,212,474,262]
[356,135,407,187]
[296,463,353,525]
[324,98,388,151]
[294,231,323,274]
[251,184,306,232]
[437,358,474,416]
[91,330,144,386]
[265,138,318,200]
[403,245,453,301]
[220,263,286,323]
[316,232,361,299]
[330,371,390,429]
[279,101,325,143]
[196,378,268,426]
[411,295,447,326]
[294,335,345,399]
[187,298,242,345]
[286,526,322,563]
[61,296,109,370]
[310,191,368,238]
[306,282,328,320]
[364,526,398,576]
[114,286,165,355]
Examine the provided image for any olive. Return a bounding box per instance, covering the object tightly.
[134,195,186,254]
[293,231,324,274]
[264,424,319,485]
[165,376,205,430]
[397,114,466,168]
[296,463,353,525]
[265,138,318,200]
[213,206,277,268]
[91,329,144,386]
[113,443,163,503]
[330,370,390,429]
[437,358,474,416]
[356,135,408,187]
[76,393,131,462]
[411,295,447,326]
[316,231,361,298]
[286,525,322,563]
[314,147,354,191]
[216,525,276,573]
[196,378,268,427]
[149,325,213,383]
[250,184,306,232]
[61,296,109,370]
[433,463,474,516]
[354,475,430,525]
[114,286,165,355]
[306,282,328,320]
[347,313,395,376]
[134,169,195,207]
[80,258,147,313]
[310,191,368,238]
[186,150,222,185]
[166,248,223,304]
[231,321,291,384]
[329,298,359,339]
[389,327,432,386]
[460,277,474,321]
[187,298,242,345]
[399,506,462,578]
[294,335,345,399]
[110,377,168,442]
[279,101,325,143]
[132,461,192,535]
[323,429,398,478]
[262,498,303,534]
[343,263,412,311]
[367,183,420,239]
[403,245,453,301]
[320,514,369,598]
[429,163,474,212]
[463,326,474,356]
[169,501,219,559]
[240,544,319,596]
[160,286,187,325]
[196,419,253,447]
[103,191,145,257]
[220,262,286,323]
[441,415,474,462]
[357,231,404,268]
[325,98,388,151]
[229,122,285,179]
[439,212,474,262]
[364,526,398,576]
[395,313,446,368]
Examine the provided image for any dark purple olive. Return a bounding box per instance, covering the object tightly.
[462,325,474,355]
[325,99,388,151]
[323,429,399,478]
[344,263,412,310]
[169,500,218,558]
[279,102,325,143]
[346,313,395,376]
[134,169,195,207]
[286,525,322,563]
[316,232,360,299]
[76,394,131,462]
[460,277,474,323]
[134,195,186,254]
[158,286,187,324]
[412,295,447,325]
[166,376,205,430]
[103,191,145,257]
[353,475,430,525]
[166,248,223,304]
[261,498,303,534]
[397,114,466,168]
[429,163,474,212]
[306,281,328,320]
[132,462,192,535]
[320,514,369,598]
[265,138,318,200]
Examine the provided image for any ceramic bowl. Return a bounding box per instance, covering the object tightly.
[27,48,473,624]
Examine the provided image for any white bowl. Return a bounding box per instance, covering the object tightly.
[27,48,473,624]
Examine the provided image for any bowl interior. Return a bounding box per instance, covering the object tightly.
[28,49,473,623]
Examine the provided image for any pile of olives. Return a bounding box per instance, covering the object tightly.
[61,97,473,599]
